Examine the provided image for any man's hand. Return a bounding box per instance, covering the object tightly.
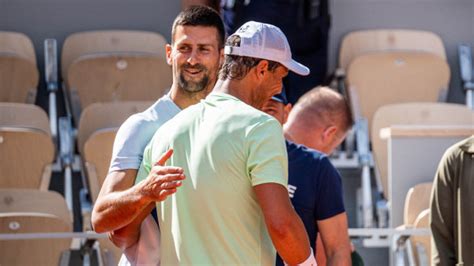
[139,149,186,202]
[92,149,185,234]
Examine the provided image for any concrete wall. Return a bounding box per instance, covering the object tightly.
[1,0,473,106]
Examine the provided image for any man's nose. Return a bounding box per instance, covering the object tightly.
[187,49,198,65]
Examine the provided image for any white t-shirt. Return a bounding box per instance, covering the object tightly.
[108,93,181,172]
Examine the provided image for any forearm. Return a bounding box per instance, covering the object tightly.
[254,183,311,265]
[326,248,351,266]
[108,203,155,249]
[92,183,151,233]
[268,211,311,265]
[318,213,351,266]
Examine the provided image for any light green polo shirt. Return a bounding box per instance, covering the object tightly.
[135,92,288,265]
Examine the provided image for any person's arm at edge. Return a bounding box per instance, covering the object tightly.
[254,183,311,265]
[317,212,351,266]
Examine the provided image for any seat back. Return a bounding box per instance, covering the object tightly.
[403,182,433,226]
[412,209,431,265]
[339,29,446,71]
[62,31,169,120]
[61,30,167,82]
[0,189,71,223]
[0,103,54,189]
[0,31,38,103]
[0,103,51,133]
[0,189,72,266]
[84,129,117,203]
[372,103,474,199]
[347,51,450,132]
[67,54,171,114]
[77,101,153,155]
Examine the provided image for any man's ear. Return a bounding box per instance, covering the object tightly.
[322,125,338,143]
[255,60,269,80]
[283,103,292,124]
[219,48,225,67]
[165,44,173,65]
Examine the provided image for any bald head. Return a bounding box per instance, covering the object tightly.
[290,86,353,132]
[284,86,353,154]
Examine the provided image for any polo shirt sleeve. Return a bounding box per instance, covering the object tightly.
[315,157,345,220]
[246,118,288,187]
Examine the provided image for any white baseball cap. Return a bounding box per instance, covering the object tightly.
[224,21,310,76]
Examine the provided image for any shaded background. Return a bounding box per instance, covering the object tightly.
[1,0,473,110]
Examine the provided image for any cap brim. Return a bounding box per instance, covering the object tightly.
[283,59,310,76]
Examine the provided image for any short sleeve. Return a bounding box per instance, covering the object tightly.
[109,115,158,172]
[246,118,288,187]
[315,157,345,220]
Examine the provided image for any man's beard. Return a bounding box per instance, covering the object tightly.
[178,63,210,93]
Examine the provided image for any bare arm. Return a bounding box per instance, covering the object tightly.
[91,149,185,233]
[315,235,327,265]
[254,183,311,265]
[108,202,155,249]
[317,212,351,266]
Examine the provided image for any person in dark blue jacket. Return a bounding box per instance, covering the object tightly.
[222,0,330,104]
[263,86,353,266]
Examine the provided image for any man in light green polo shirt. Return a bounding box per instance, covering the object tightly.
[134,21,316,265]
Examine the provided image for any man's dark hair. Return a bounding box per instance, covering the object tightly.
[171,5,225,48]
[219,35,280,80]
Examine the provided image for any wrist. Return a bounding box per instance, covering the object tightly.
[285,248,316,266]
[132,179,153,205]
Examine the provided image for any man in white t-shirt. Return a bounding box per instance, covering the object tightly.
[91,5,225,251]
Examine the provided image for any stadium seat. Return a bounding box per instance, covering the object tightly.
[0,31,39,103]
[77,101,153,264]
[347,51,450,133]
[78,101,152,202]
[338,29,446,72]
[402,182,433,228]
[61,30,171,122]
[0,189,72,265]
[0,103,55,190]
[371,103,474,199]
[411,209,431,266]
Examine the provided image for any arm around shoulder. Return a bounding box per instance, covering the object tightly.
[91,169,152,233]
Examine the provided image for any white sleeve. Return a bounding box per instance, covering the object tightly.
[108,115,160,172]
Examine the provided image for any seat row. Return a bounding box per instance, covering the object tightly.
[0,30,172,265]
[0,30,172,123]
[1,29,473,265]
[330,29,474,232]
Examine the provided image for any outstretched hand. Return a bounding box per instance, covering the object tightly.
[142,149,186,202]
